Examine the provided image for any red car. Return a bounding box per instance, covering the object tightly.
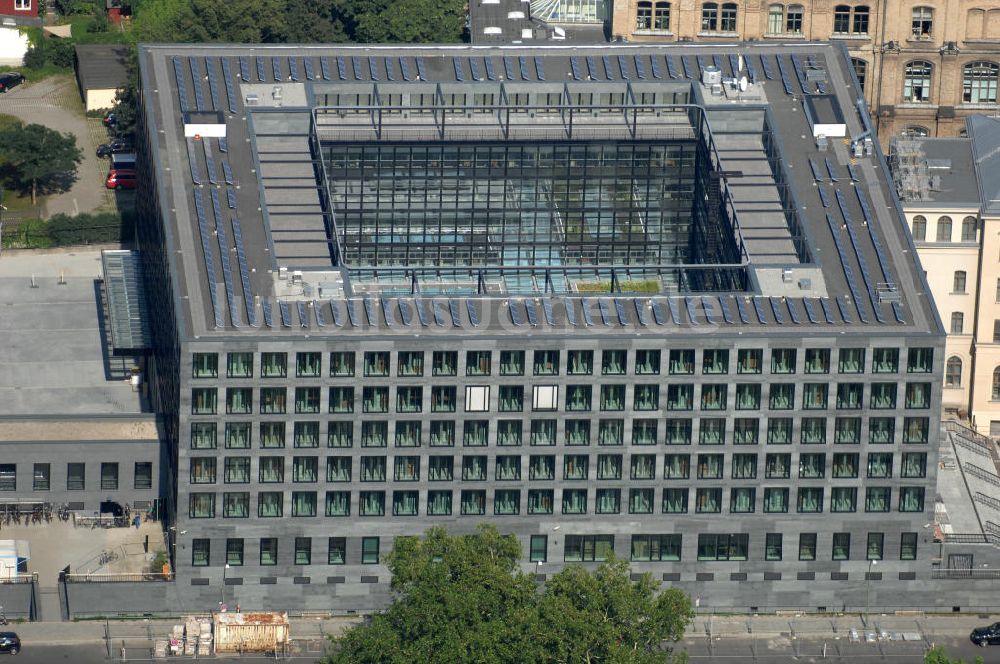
[106,169,136,190]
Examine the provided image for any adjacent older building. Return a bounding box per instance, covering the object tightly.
[894,115,1000,435]
[608,0,1000,144]
[135,41,945,611]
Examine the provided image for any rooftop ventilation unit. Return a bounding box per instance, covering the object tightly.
[483,26,502,35]
[508,10,525,18]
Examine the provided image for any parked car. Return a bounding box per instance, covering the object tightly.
[0,72,24,93]
[102,111,117,127]
[96,140,133,158]
[105,169,136,190]
[970,622,1000,646]
[0,632,19,655]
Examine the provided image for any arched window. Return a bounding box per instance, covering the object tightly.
[654,1,671,29]
[701,2,719,30]
[720,2,738,31]
[936,216,953,242]
[954,270,967,293]
[768,3,784,32]
[912,6,934,37]
[911,215,926,241]
[851,58,868,90]
[637,1,653,29]
[962,216,977,242]
[786,4,804,32]
[833,5,868,33]
[991,366,1000,399]
[834,5,851,33]
[853,5,869,33]
[946,357,962,387]
[950,312,964,334]
[904,125,929,137]
[903,61,933,102]
[963,61,998,104]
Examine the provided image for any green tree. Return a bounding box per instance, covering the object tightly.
[332,0,466,43]
[325,525,693,664]
[0,124,83,204]
[924,646,984,664]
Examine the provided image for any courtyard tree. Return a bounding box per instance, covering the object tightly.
[325,525,693,664]
[0,124,83,205]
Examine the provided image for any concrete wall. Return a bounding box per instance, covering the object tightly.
[0,579,35,620]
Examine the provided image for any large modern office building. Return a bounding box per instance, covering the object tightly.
[135,41,945,611]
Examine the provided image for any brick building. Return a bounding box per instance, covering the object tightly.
[609,0,1000,144]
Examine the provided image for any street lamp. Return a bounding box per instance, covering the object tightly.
[221,563,231,610]
[865,559,877,627]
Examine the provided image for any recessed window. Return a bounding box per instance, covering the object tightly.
[192,353,218,378]
[260,537,278,565]
[532,385,559,411]
[465,385,490,412]
[903,61,933,103]
[192,539,210,567]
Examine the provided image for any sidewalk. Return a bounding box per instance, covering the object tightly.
[9,616,363,647]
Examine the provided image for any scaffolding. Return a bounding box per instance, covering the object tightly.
[889,136,932,202]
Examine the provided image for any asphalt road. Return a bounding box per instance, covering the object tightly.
[681,633,994,662]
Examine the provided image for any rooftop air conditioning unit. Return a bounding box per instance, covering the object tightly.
[507,10,525,18]
[483,26,502,35]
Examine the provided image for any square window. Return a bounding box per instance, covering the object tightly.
[294,537,312,565]
[532,385,559,411]
[260,537,277,565]
[192,539,210,567]
[328,537,346,565]
[465,386,490,412]
[226,539,244,566]
[529,534,547,562]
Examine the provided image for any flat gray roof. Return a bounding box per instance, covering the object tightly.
[0,250,146,416]
[892,136,979,208]
[969,115,1000,217]
[137,42,941,342]
[74,44,130,92]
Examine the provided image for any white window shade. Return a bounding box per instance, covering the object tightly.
[533,385,558,410]
[466,386,490,412]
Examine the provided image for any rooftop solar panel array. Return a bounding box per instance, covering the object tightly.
[193,190,224,329]
[824,212,869,323]
[203,141,218,185]
[585,56,598,80]
[205,58,221,112]
[189,57,206,112]
[238,56,249,82]
[564,298,578,325]
[650,299,665,325]
[400,57,413,81]
[803,297,819,323]
[580,297,595,326]
[469,58,482,81]
[454,57,466,82]
[213,196,241,328]
[484,57,496,81]
[597,298,611,325]
[231,217,257,327]
[298,301,309,328]
[650,55,662,79]
[825,158,839,182]
[618,55,629,80]
[819,297,835,323]
[448,299,462,327]
[368,56,379,81]
[634,55,646,79]
[666,55,678,79]
[667,297,681,324]
[534,56,545,81]
[262,301,273,328]
[352,56,363,81]
[304,57,314,80]
[776,55,796,95]
[187,139,201,186]
[279,300,292,327]
[172,57,189,113]
[681,56,694,79]
[570,56,582,81]
[255,57,265,82]
[288,57,300,82]
[601,55,613,80]
[414,299,429,326]
[759,54,775,80]
[272,57,282,82]
[718,296,734,324]
[415,57,428,81]
[735,297,750,324]
[336,56,347,80]
[320,57,331,81]
[518,56,530,80]
[524,299,538,326]
[220,58,237,113]
[835,188,884,322]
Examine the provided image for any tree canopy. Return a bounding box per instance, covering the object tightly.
[130,0,465,44]
[924,646,984,664]
[325,525,693,664]
[0,124,83,205]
